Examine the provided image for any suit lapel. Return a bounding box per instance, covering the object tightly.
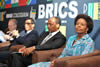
[38,32,49,45]
[22,30,34,37]
[44,31,61,44]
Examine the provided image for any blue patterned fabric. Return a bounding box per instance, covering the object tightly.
[28,34,94,67]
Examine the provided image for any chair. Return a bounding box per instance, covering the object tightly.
[0,41,10,48]
[52,49,100,67]
[32,48,100,67]
[32,44,65,63]
[10,45,25,52]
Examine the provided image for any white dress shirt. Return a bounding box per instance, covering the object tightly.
[0,31,6,42]
[40,30,59,45]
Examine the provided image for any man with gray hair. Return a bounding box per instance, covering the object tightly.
[4,19,18,41]
[0,18,39,63]
[0,18,18,48]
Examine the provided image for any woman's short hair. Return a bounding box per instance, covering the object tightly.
[74,14,93,33]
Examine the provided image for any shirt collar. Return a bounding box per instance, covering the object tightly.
[74,34,89,41]
[26,30,32,34]
[71,34,89,46]
[81,34,89,40]
[50,30,59,36]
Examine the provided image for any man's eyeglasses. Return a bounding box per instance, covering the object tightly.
[25,23,33,25]
[47,23,54,26]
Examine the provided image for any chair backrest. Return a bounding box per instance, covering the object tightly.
[53,49,100,67]
[55,49,100,62]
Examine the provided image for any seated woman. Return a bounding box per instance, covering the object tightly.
[28,14,94,67]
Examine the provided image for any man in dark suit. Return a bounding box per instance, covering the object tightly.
[8,17,66,67]
[0,18,39,62]
[10,18,39,47]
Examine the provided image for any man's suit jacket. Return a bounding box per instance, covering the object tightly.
[11,30,39,47]
[35,31,66,50]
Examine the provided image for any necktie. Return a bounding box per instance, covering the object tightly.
[20,31,27,37]
[40,33,52,45]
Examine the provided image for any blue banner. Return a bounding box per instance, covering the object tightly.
[5,0,11,4]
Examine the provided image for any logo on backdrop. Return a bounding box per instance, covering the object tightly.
[0,0,5,9]
[30,7,36,22]
[38,1,78,19]
[83,2,100,20]
[88,2,100,20]
[6,12,29,18]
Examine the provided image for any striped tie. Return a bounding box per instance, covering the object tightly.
[40,33,52,45]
